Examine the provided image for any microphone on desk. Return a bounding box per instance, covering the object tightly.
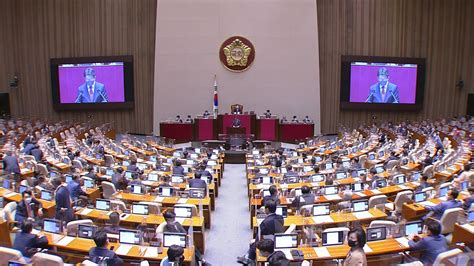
[98,90,108,103]
[390,90,399,104]
[75,92,83,103]
[365,91,375,103]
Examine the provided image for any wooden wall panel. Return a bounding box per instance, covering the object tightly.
[0,0,156,134]
[317,0,474,134]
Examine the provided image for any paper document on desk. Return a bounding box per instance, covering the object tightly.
[462,223,474,233]
[116,244,133,255]
[314,247,331,257]
[57,236,75,246]
[363,244,373,253]
[371,189,381,195]
[311,182,320,187]
[81,208,93,215]
[275,249,293,260]
[324,195,341,201]
[395,237,410,248]
[312,215,334,224]
[353,211,373,219]
[398,185,410,190]
[3,191,17,198]
[144,247,158,257]
[418,201,436,207]
[154,196,164,203]
[177,198,188,204]
[355,192,366,197]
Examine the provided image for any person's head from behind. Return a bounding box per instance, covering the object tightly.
[164,210,176,223]
[72,174,81,183]
[175,161,182,167]
[301,185,311,195]
[109,211,120,226]
[268,251,290,266]
[264,199,277,214]
[21,219,33,234]
[194,172,202,180]
[93,229,108,248]
[256,239,274,257]
[377,67,389,86]
[51,177,62,189]
[465,164,472,172]
[424,218,441,236]
[421,175,429,183]
[448,188,459,201]
[269,185,278,196]
[117,167,124,174]
[130,158,137,165]
[167,244,184,263]
[84,68,96,87]
[347,227,366,249]
[343,190,353,201]
[286,165,292,172]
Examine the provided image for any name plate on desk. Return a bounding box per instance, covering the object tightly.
[324,195,341,201]
[371,189,382,195]
[353,211,373,219]
[80,208,93,215]
[314,247,331,257]
[144,246,160,257]
[312,215,334,224]
[395,237,410,248]
[57,236,75,246]
[398,185,411,190]
[116,244,133,255]
[154,196,164,203]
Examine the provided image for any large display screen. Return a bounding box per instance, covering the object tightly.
[51,56,134,110]
[340,56,425,110]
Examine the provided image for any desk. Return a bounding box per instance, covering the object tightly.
[256,118,279,141]
[159,122,195,143]
[195,118,218,141]
[279,123,314,143]
[452,223,474,244]
[76,208,206,253]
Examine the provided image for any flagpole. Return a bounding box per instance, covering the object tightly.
[213,74,218,117]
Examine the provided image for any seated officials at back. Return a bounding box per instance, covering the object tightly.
[15,190,43,223]
[13,220,49,258]
[408,219,447,265]
[423,189,462,220]
[89,229,123,265]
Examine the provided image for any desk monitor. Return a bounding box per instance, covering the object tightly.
[95,199,111,211]
[174,206,193,218]
[310,174,325,182]
[285,175,299,184]
[186,159,194,166]
[325,163,333,170]
[342,149,349,156]
[259,168,269,175]
[43,218,62,234]
[280,168,287,174]
[163,232,187,248]
[18,185,28,194]
[375,179,387,188]
[352,199,369,212]
[367,227,387,242]
[461,181,469,191]
[130,184,144,194]
[342,160,351,168]
[375,165,384,174]
[147,173,159,182]
[314,157,322,162]
[261,176,273,184]
[378,150,385,158]
[357,168,368,177]
[276,206,288,218]
[0,197,4,208]
[40,190,53,201]
[414,192,427,203]
[262,189,271,197]
[297,158,304,164]
[467,211,474,222]
[394,174,406,185]
[84,178,95,189]
[324,186,338,195]
[313,203,330,216]
[368,153,376,160]
[65,174,73,183]
[322,231,344,246]
[136,163,147,171]
[411,172,421,182]
[252,150,259,155]
[405,221,423,236]
[149,156,157,162]
[95,154,102,160]
[293,188,302,197]
[132,203,149,215]
[119,229,140,245]
[274,233,298,249]
[351,183,364,192]
[303,166,313,172]
[125,171,133,179]
[122,161,130,167]
[351,147,358,153]
[335,172,347,180]
[190,154,198,160]
[207,160,217,166]
[171,176,184,183]
[106,169,114,176]
[160,187,174,197]
[78,224,97,239]
[438,186,450,198]
[8,262,28,266]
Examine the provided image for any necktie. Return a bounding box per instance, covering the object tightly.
[381,86,386,101]
[89,86,93,100]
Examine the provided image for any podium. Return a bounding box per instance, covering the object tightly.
[218,114,256,135]
[256,116,279,141]
[227,127,246,134]
[195,116,218,141]
[159,122,194,143]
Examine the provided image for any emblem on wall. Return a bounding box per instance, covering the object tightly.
[219,36,255,72]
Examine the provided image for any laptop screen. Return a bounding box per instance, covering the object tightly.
[357,169,367,177]
[311,174,324,182]
[78,224,97,239]
[65,175,73,183]
[119,230,140,244]
[132,204,149,215]
[324,186,338,195]
[352,200,369,212]
[414,192,426,203]
[405,221,423,236]
[84,179,94,188]
[274,233,298,249]
[394,175,406,185]
[325,163,333,170]
[439,186,449,197]
[368,153,375,160]
[147,173,159,181]
[163,232,187,248]
[95,199,111,211]
[322,231,343,246]
[174,206,192,218]
[130,185,143,194]
[352,183,363,192]
[137,163,147,171]
[125,171,133,179]
[19,185,28,194]
[411,172,421,181]
[336,172,347,180]
[303,166,313,172]
[160,187,173,197]
[259,168,269,174]
[275,206,288,218]
[367,227,387,242]
[375,166,384,174]
[261,176,273,184]
[43,219,61,234]
[171,176,184,183]
[106,169,114,176]
[40,190,53,201]
[313,204,330,216]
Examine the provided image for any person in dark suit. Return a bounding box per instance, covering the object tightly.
[283,165,298,180]
[112,167,128,191]
[22,142,36,155]
[408,219,448,265]
[75,68,108,103]
[52,177,73,223]
[66,174,87,201]
[292,185,315,209]
[104,212,122,234]
[232,118,241,128]
[260,199,285,236]
[197,164,212,179]
[423,189,462,220]
[188,172,208,196]
[172,160,185,176]
[3,151,21,175]
[30,145,43,162]
[463,186,474,210]
[93,140,105,157]
[233,105,242,114]
[366,67,400,103]
[162,210,187,234]
[423,151,433,166]
[15,190,43,223]
[127,159,139,173]
[13,220,48,257]
[89,229,123,265]
[262,185,280,206]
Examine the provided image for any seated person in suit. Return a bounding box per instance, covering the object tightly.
[15,190,43,223]
[302,115,311,123]
[112,167,128,191]
[337,190,353,211]
[344,227,367,266]
[67,174,87,202]
[283,165,298,179]
[162,210,187,234]
[203,110,210,118]
[89,229,123,265]
[262,185,280,206]
[92,140,105,157]
[292,185,315,209]
[175,115,183,123]
[264,110,272,118]
[172,160,185,176]
[385,151,399,165]
[127,159,140,173]
[13,220,48,258]
[416,175,431,192]
[256,239,288,264]
[162,245,185,266]
[128,172,143,186]
[188,172,208,195]
[408,219,448,265]
[463,186,474,210]
[104,211,122,234]
[233,105,242,114]
[197,164,212,178]
[34,175,55,191]
[185,115,193,123]
[30,144,44,162]
[422,151,433,166]
[73,151,88,167]
[423,189,462,220]
[291,116,299,123]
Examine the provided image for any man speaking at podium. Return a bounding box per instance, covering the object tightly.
[366,67,400,103]
[75,68,109,103]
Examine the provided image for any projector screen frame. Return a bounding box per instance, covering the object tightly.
[340,55,426,111]
[50,55,135,111]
